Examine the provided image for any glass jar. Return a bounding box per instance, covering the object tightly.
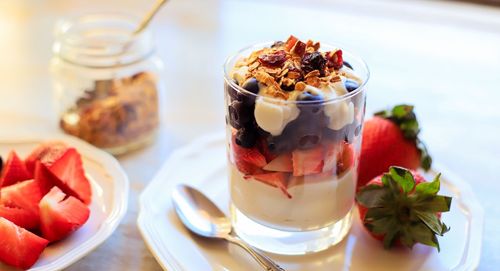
[50,13,163,155]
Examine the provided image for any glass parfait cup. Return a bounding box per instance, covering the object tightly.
[223,43,369,255]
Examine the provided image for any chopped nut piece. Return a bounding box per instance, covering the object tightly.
[287,71,301,79]
[304,70,320,79]
[295,82,306,91]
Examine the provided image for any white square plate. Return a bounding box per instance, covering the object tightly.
[138,133,483,271]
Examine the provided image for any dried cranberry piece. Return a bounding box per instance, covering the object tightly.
[258,50,287,67]
[326,50,343,70]
[301,52,327,75]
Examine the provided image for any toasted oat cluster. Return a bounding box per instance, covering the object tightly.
[231,35,357,100]
[60,72,159,150]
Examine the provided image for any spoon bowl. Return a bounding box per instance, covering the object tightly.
[172,184,231,239]
[172,185,285,271]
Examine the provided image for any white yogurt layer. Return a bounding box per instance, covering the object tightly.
[230,165,356,231]
[254,96,299,136]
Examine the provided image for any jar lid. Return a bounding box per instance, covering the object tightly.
[53,13,155,68]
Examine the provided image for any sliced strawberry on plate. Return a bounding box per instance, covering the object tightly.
[0,217,49,270]
[263,153,293,172]
[34,146,92,205]
[292,146,324,176]
[25,141,67,174]
[33,161,55,195]
[0,179,44,229]
[250,172,291,198]
[39,187,90,242]
[0,205,37,229]
[1,151,32,187]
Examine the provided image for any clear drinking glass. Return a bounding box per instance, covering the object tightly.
[223,42,369,255]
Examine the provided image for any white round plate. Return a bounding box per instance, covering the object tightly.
[0,133,129,271]
[138,133,483,271]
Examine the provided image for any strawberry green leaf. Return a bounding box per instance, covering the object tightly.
[417,139,432,171]
[414,210,448,236]
[389,167,415,193]
[415,173,441,196]
[413,195,452,213]
[356,185,390,208]
[409,223,440,251]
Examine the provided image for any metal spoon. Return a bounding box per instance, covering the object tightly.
[172,185,285,271]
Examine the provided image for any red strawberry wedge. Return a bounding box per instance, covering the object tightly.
[292,146,324,176]
[39,147,92,205]
[356,167,451,251]
[0,205,37,229]
[250,172,291,198]
[358,105,432,188]
[231,135,267,175]
[0,180,44,229]
[25,141,67,174]
[1,151,32,187]
[39,187,90,242]
[0,217,49,270]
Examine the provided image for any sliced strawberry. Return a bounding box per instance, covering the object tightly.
[0,180,44,229]
[39,187,90,242]
[292,146,324,176]
[257,138,277,163]
[1,151,32,187]
[33,161,56,195]
[25,142,67,174]
[0,205,38,229]
[0,217,49,269]
[235,160,262,175]
[322,142,338,172]
[337,142,354,175]
[263,154,293,172]
[232,144,266,168]
[231,135,266,176]
[251,172,291,198]
[40,147,92,205]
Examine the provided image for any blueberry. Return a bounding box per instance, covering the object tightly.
[297,90,324,115]
[235,127,257,148]
[226,79,240,101]
[228,101,252,129]
[345,79,360,93]
[240,78,260,105]
[297,90,323,102]
[343,61,353,70]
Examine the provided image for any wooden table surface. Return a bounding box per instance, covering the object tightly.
[0,0,499,270]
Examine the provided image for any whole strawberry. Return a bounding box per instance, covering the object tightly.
[356,167,451,251]
[358,104,432,188]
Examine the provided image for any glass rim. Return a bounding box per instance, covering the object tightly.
[223,41,370,105]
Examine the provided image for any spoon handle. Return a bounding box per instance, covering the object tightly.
[225,234,285,271]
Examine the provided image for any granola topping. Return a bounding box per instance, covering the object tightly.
[230,35,362,102]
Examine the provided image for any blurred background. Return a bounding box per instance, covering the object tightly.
[0,0,499,270]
